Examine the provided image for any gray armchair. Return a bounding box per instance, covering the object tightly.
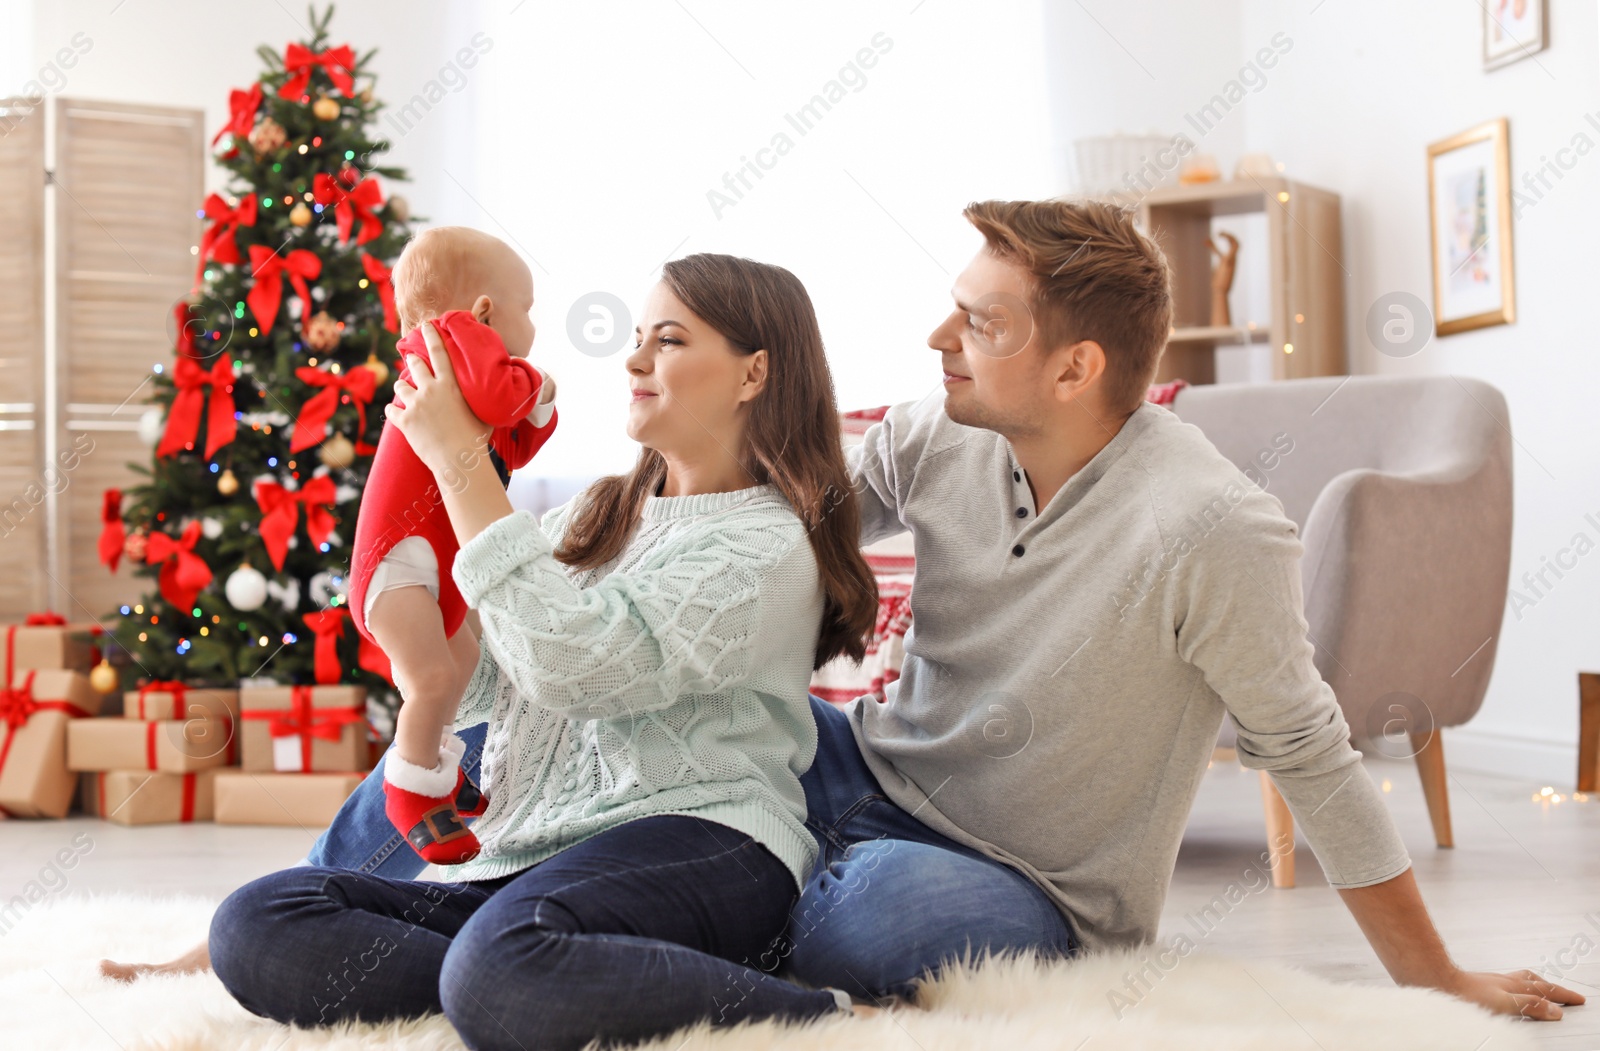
[1169,374,1513,886]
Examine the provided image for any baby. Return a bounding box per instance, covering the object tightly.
[348,226,557,864]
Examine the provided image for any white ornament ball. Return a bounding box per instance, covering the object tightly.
[138,407,165,447]
[201,516,223,539]
[225,564,269,611]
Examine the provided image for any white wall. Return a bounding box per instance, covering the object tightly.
[467,0,1055,476]
[15,0,1056,482]
[1043,0,1600,781]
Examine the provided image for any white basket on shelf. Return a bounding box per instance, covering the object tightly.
[1071,134,1184,198]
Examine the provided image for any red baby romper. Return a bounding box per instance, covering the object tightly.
[348,310,557,642]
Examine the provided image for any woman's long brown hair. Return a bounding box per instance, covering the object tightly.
[553,253,877,668]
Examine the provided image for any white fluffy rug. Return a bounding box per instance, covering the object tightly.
[0,894,1534,1051]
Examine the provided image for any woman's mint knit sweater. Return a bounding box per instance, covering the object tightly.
[436,485,825,890]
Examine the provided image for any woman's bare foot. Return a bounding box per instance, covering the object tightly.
[99,939,210,982]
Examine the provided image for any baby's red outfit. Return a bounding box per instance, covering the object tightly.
[350,309,556,865]
[349,309,557,643]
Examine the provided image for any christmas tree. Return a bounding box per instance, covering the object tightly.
[102,5,410,701]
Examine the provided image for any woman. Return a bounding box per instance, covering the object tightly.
[205,254,880,1050]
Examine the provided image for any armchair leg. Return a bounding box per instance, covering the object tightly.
[1579,673,1600,793]
[1411,729,1454,848]
[1258,770,1295,888]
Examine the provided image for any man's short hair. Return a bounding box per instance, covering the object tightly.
[964,199,1172,414]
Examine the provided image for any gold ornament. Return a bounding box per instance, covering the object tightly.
[363,352,390,385]
[89,658,119,694]
[248,116,287,155]
[305,311,343,352]
[359,86,373,104]
[319,433,356,469]
[289,202,312,227]
[387,194,410,223]
[312,96,341,121]
[217,468,240,496]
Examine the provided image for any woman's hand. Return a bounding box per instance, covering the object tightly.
[385,321,492,476]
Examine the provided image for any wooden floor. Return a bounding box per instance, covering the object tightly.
[3,755,1596,1048]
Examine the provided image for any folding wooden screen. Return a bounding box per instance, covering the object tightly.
[0,97,203,622]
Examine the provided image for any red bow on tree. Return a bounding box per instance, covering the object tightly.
[196,193,258,286]
[279,43,356,99]
[211,83,263,150]
[99,489,125,572]
[247,246,322,336]
[145,522,213,612]
[301,608,350,684]
[312,172,383,245]
[157,353,237,459]
[360,253,398,333]
[255,475,338,572]
[290,365,377,456]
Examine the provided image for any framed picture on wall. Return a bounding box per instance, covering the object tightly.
[1483,0,1547,70]
[1426,119,1515,337]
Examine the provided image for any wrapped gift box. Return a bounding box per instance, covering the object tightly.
[122,682,240,722]
[213,770,365,826]
[78,770,217,826]
[3,618,95,673]
[67,715,235,773]
[239,685,369,773]
[0,670,102,818]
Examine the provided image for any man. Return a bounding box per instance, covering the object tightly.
[778,198,1579,1020]
[106,201,1584,1024]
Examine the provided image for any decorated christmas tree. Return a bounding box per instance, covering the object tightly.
[101,5,410,701]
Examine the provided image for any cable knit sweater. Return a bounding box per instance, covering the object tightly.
[435,485,825,890]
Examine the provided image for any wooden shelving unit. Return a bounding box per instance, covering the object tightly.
[1136,177,1346,385]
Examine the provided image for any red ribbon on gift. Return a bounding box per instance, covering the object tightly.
[242,684,362,771]
[134,679,189,721]
[247,246,322,337]
[99,489,126,572]
[254,476,337,573]
[157,353,237,460]
[197,193,258,286]
[312,172,383,245]
[301,609,349,685]
[211,83,262,150]
[279,43,356,99]
[0,672,93,794]
[361,253,398,333]
[180,772,197,822]
[290,365,377,455]
[144,522,213,612]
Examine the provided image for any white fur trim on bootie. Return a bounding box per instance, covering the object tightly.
[384,742,461,797]
[440,730,466,765]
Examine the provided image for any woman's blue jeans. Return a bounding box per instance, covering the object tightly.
[301,697,1076,1000]
[212,815,838,1051]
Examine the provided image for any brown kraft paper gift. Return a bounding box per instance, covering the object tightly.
[67,715,235,773]
[0,670,102,818]
[213,770,366,826]
[238,685,369,773]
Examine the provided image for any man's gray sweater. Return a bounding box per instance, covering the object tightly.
[846,392,1410,953]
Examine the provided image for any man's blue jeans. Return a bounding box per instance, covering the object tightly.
[307,696,1075,998]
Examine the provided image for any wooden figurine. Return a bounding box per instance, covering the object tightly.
[1208,231,1239,328]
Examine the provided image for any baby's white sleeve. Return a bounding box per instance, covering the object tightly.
[528,366,555,428]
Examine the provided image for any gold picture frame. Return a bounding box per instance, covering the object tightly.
[1426,118,1515,337]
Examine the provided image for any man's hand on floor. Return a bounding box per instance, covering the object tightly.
[1440,968,1585,1021]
